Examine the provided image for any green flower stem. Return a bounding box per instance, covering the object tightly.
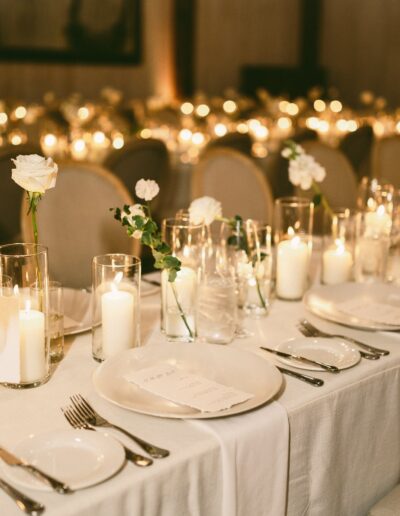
[171,282,194,338]
[311,182,334,216]
[256,278,267,308]
[31,206,39,245]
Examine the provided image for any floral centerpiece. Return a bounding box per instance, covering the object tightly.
[113,179,195,338]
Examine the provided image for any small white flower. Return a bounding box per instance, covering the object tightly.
[124,204,145,226]
[281,147,292,159]
[312,163,326,183]
[11,154,58,194]
[135,179,160,201]
[189,196,222,225]
[132,229,143,239]
[288,153,325,190]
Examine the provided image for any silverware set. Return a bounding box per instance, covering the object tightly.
[0,394,170,514]
[266,318,390,388]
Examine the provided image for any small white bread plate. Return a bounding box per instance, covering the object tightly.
[93,343,282,419]
[275,336,361,371]
[1,430,125,491]
[303,282,400,331]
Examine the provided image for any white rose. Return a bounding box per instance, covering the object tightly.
[189,196,222,225]
[135,179,160,201]
[11,154,58,194]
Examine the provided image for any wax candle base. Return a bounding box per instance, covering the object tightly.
[1,372,50,389]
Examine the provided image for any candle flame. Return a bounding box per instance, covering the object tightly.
[111,271,123,292]
[292,236,300,246]
[13,285,19,295]
[24,299,31,313]
[377,205,385,216]
[335,238,345,254]
[288,226,295,237]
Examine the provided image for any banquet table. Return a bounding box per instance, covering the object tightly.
[1,284,400,516]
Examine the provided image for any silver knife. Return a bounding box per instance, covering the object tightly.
[260,346,340,373]
[0,447,72,494]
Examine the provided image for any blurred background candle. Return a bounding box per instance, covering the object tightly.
[365,205,392,236]
[274,197,313,300]
[322,240,353,285]
[276,231,309,299]
[19,300,46,384]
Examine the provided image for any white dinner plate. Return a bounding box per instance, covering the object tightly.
[303,282,400,331]
[275,336,361,371]
[1,430,125,491]
[93,343,282,419]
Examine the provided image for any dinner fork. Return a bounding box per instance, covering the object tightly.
[69,394,170,458]
[297,323,380,360]
[61,407,153,467]
[300,319,389,356]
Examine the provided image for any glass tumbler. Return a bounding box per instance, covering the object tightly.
[0,243,50,388]
[92,254,141,361]
[161,218,204,342]
[274,197,314,300]
[197,245,237,344]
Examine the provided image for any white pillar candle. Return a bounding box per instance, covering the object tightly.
[19,301,46,383]
[101,286,135,360]
[365,206,392,236]
[322,242,353,285]
[165,266,196,336]
[276,236,309,300]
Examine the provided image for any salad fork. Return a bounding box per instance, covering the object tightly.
[300,319,389,356]
[62,406,153,467]
[297,322,380,360]
[69,394,169,459]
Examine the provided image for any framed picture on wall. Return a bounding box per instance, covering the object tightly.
[0,0,141,65]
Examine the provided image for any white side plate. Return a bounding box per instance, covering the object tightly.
[1,430,125,491]
[275,336,361,371]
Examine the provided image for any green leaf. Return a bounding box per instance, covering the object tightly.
[168,269,177,282]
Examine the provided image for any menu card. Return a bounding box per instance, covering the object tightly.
[125,364,254,413]
[338,298,400,326]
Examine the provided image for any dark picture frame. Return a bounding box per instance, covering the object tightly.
[0,0,141,65]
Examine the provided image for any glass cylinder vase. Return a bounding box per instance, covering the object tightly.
[274,197,313,300]
[0,243,50,388]
[321,208,355,285]
[161,218,204,342]
[92,254,141,362]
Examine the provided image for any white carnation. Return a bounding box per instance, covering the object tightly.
[189,196,222,225]
[135,179,160,201]
[11,154,58,194]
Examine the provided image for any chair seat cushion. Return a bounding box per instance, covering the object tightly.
[368,484,400,515]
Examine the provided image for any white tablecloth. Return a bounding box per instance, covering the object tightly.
[1,292,400,516]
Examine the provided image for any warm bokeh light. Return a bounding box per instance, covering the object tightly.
[347,120,358,132]
[0,112,8,124]
[279,100,289,113]
[306,116,320,130]
[78,106,90,120]
[15,106,27,119]
[44,133,57,148]
[330,100,343,113]
[140,128,152,139]
[214,123,228,137]
[277,117,292,130]
[93,131,106,145]
[112,134,125,149]
[180,102,194,115]
[192,132,205,145]
[223,100,237,114]
[286,103,299,116]
[314,99,326,112]
[179,128,192,141]
[196,104,210,117]
[236,122,248,134]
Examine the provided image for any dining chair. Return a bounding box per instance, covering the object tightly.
[192,148,274,222]
[371,135,400,188]
[339,125,373,180]
[103,137,171,220]
[21,162,138,289]
[294,141,358,233]
[0,143,42,244]
[206,132,253,156]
